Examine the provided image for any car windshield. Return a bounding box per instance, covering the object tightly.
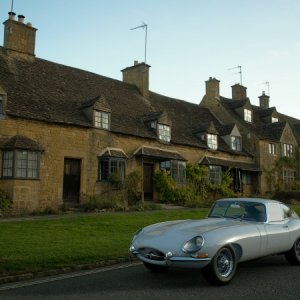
[208,200,267,222]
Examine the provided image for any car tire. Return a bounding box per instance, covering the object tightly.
[202,246,237,285]
[143,262,169,273]
[285,238,300,265]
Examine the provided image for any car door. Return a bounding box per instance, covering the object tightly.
[264,203,290,253]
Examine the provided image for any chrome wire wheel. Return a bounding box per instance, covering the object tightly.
[216,248,234,278]
[202,246,237,285]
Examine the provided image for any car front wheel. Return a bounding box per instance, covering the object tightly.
[285,238,300,265]
[202,246,237,285]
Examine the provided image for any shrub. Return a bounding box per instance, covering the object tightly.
[153,171,177,203]
[0,189,12,214]
[125,170,142,206]
[81,193,126,212]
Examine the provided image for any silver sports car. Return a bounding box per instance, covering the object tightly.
[129,198,300,285]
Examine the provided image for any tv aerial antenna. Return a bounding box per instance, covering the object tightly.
[263,81,270,96]
[229,65,243,85]
[10,0,14,12]
[130,22,148,64]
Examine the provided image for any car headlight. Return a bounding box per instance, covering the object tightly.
[182,236,204,253]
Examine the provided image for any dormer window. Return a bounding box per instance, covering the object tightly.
[207,134,218,150]
[231,136,241,151]
[94,110,110,129]
[272,117,278,123]
[158,124,171,142]
[244,109,252,122]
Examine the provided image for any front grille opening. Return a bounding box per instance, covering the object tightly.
[138,247,165,261]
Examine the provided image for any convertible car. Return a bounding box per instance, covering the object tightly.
[129,198,300,285]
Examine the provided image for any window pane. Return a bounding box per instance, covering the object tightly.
[244,109,252,122]
[16,151,28,178]
[2,151,13,177]
[99,158,125,182]
[231,136,241,151]
[100,159,109,180]
[207,134,218,150]
[158,124,171,142]
[209,166,222,184]
[102,112,109,129]
[94,111,110,129]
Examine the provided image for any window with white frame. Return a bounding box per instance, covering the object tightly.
[244,109,252,122]
[207,134,218,150]
[160,160,186,184]
[94,111,110,129]
[2,150,39,179]
[209,165,222,184]
[99,157,125,182]
[231,136,241,151]
[283,143,293,157]
[268,143,276,155]
[158,124,171,142]
[283,169,295,184]
[272,117,278,123]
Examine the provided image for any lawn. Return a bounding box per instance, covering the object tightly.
[1,205,299,277]
[0,209,208,276]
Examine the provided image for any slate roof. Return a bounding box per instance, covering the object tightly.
[219,96,300,143]
[0,47,250,157]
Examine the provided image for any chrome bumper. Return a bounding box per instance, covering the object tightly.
[130,246,211,269]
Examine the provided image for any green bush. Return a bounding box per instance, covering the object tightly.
[153,171,177,203]
[0,189,12,214]
[81,193,126,212]
[125,170,142,206]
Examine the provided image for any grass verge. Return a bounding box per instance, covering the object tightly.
[0,209,208,276]
[1,205,299,277]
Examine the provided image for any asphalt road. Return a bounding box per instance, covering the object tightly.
[0,256,299,300]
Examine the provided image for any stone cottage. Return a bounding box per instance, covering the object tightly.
[0,13,299,212]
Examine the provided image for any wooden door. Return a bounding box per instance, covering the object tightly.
[63,158,81,206]
[143,163,153,200]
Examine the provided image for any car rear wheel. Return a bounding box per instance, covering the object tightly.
[202,246,237,285]
[143,262,169,273]
[285,238,300,265]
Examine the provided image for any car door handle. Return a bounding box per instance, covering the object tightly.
[282,225,289,228]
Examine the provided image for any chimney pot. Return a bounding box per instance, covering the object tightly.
[8,11,16,20]
[134,60,139,65]
[18,15,25,23]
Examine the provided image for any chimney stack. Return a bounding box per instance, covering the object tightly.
[231,83,247,100]
[121,61,150,98]
[8,11,16,20]
[205,77,220,99]
[17,15,25,23]
[259,91,270,109]
[3,12,37,56]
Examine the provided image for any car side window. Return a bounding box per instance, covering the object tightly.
[268,203,284,222]
[280,204,298,219]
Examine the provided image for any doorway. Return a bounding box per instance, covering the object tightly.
[143,163,153,200]
[63,158,81,206]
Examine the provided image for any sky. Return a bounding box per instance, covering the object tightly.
[1,0,300,118]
